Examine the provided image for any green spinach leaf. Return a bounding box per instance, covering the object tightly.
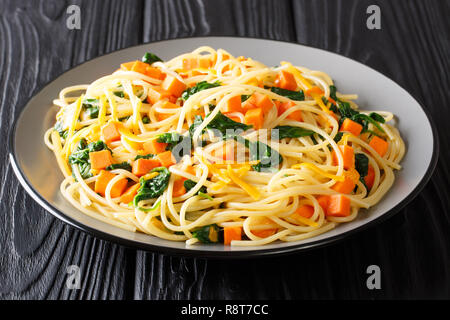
[54,121,68,139]
[351,113,385,133]
[206,111,252,136]
[329,85,338,101]
[184,179,207,194]
[181,81,221,101]
[82,98,99,119]
[273,125,315,139]
[331,86,385,133]
[270,87,304,101]
[106,162,132,171]
[134,153,155,160]
[369,112,385,123]
[355,153,370,192]
[355,153,369,178]
[87,140,110,152]
[113,91,124,98]
[241,94,251,102]
[334,132,344,143]
[189,115,205,137]
[229,136,282,172]
[132,167,171,206]
[198,192,213,201]
[157,132,183,151]
[142,52,163,65]
[192,224,220,243]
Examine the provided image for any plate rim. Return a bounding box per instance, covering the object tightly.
[8,36,440,259]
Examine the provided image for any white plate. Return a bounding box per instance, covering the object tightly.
[9,37,438,258]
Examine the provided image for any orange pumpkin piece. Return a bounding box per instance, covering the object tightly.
[172,179,187,197]
[360,132,371,143]
[364,165,375,190]
[120,61,135,71]
[213,143,235,161]
[327,194,351,217]
[119,183,141,204]
[317,195,330,214]
[130,60,148,74]
[89,150,113,170]
[155,100,180,121]
[224,114,243,123]
[340,118,363,136]
[251,217,277,238]
[143,138,168,154]
[305,86,324,97]
[222,95,244,113]
[345,168,361,184]
[369,136,389,157]
[102,122,121,144]
[274,70,297,91]
[157,151,176,167]
[182,58,198,70]
[244,108,264,129]
[129,61,163,79]
[185,165,196,176]
[188,69,206,77]
[328,97,337,105]
[224,226,242,245]
[144,66,163,79]
[332,145,355,169]
[295,205,314,218]
[162,75,187,97]
[94,170,128,197]
[332,172,357,194]
[198,56,212,68]
[277,101,303,122]
[146,87,175,104]
[243,92,273,113]
[132,158,161,176]
[252,229,277,238]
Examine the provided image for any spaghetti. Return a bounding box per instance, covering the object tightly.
[45,47,405,246]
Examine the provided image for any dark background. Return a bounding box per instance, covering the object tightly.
[0,0,449,299]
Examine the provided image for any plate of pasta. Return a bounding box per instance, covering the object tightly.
[10,37,438,257]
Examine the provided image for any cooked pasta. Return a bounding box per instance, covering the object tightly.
[45,47,405,246]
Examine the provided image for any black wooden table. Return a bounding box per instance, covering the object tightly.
[1,0,448,300]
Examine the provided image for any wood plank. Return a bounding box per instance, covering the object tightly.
[0,0,143,299]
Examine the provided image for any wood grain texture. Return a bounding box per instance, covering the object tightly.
[0,0,449,300]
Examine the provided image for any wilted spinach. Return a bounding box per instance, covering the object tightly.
[132,167,171,206]
[82,98,99,119]
[54,121,68,139]
[269,87,305,101]
[330,85,385,133]
[106,162,132,171]
[206,111,252,136]
[181,81,221,101]
[156,132,183,150]
[192,224,220,243]
[355,153,370,191]
[229,136,283,172]
[134,153,155,160]
[273,125,315,139]
[184,179,207,195]
[142,52,163,65]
